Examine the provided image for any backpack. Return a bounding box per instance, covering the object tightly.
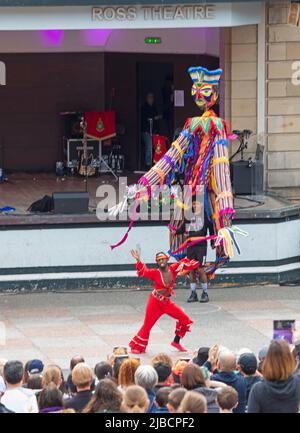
[27,195,54,213]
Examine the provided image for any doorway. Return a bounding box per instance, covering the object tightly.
[137,61,174,170]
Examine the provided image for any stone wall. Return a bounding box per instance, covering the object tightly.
[223,24,258,161]
[267,1,300,187]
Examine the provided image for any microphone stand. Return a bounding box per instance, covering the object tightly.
[80,117,88,193]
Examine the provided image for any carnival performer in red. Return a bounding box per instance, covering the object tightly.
[129,249,200,354]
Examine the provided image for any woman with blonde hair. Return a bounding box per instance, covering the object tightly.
[151,353,173,369]
[118,358,141,391]
[122,385,149,413]
[42,365,62,388]
[248,339,300,413]
[178,391,207,413]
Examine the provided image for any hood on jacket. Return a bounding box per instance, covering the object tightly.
[213,371,240,385]
[263,375,300,400]
[194,386,218,404]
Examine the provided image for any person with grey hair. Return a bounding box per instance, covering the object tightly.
[204,346,247,413]
[134,365,158,413]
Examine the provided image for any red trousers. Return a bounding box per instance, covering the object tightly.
[129,293,193,351]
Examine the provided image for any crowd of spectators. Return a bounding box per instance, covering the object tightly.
[1,339,300,413]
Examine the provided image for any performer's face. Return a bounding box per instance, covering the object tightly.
[157,258,168,269]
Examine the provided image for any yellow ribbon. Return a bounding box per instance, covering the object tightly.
[152,166,165,184]
[212,157,229,167]
[173,141,184,159]
[216,228,234,258]
[176,199,190,210]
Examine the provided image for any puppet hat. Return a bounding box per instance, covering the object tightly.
[188,66,222,86]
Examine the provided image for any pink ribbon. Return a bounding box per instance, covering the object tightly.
[110,194,140,250]
[171,234,217,255]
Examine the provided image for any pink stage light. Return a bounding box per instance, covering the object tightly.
[40,30,64,46]
[81,29,112,46]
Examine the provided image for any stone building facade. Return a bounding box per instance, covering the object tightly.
[224,1,300,189]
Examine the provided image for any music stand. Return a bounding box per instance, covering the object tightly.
[98,140,118,181]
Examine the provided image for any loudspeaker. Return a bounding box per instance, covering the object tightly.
[231,161,264,195]
[52,191,89,214]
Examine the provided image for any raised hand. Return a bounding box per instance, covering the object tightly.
[131,249,141,262]
[208,344,219,369]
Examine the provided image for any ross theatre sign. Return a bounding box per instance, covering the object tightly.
[92,4,216,22]
[0,2,262,30]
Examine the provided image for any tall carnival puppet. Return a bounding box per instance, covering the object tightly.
[109,67,247,275]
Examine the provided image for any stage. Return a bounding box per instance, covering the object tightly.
[0,171,140,226]
[0,171,300,290]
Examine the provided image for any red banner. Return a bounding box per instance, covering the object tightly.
[153,134,168,163]
[85,111,116,140]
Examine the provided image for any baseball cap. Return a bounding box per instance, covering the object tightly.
[238,353,258,375]
[28,359,44,375]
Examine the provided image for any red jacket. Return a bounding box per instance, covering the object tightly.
[135,258,199,297]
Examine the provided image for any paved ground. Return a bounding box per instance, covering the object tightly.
[0,284,300,370]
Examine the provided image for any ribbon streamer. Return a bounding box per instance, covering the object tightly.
[110,193,140,250]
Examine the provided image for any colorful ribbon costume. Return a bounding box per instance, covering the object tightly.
[110,66,247,273]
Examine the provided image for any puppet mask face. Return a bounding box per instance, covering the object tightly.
[191,82,219,110]
[188,66,222,111]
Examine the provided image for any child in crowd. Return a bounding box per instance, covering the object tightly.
[167,388,187,413]
[153,386,171,413]
[217,386,238,413]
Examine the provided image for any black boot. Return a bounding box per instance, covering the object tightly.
[187,291,198,303]
[200,291,209,303]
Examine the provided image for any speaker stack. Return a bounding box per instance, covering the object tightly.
[52,191,89,214]
[230,160,264,195]
[230,129,264,195]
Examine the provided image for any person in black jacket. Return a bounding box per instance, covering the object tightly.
[237,352,262,405]
[141,92,161,168]
[65,363,93,413]
[248,340,300,413]
[204,346,247,413]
